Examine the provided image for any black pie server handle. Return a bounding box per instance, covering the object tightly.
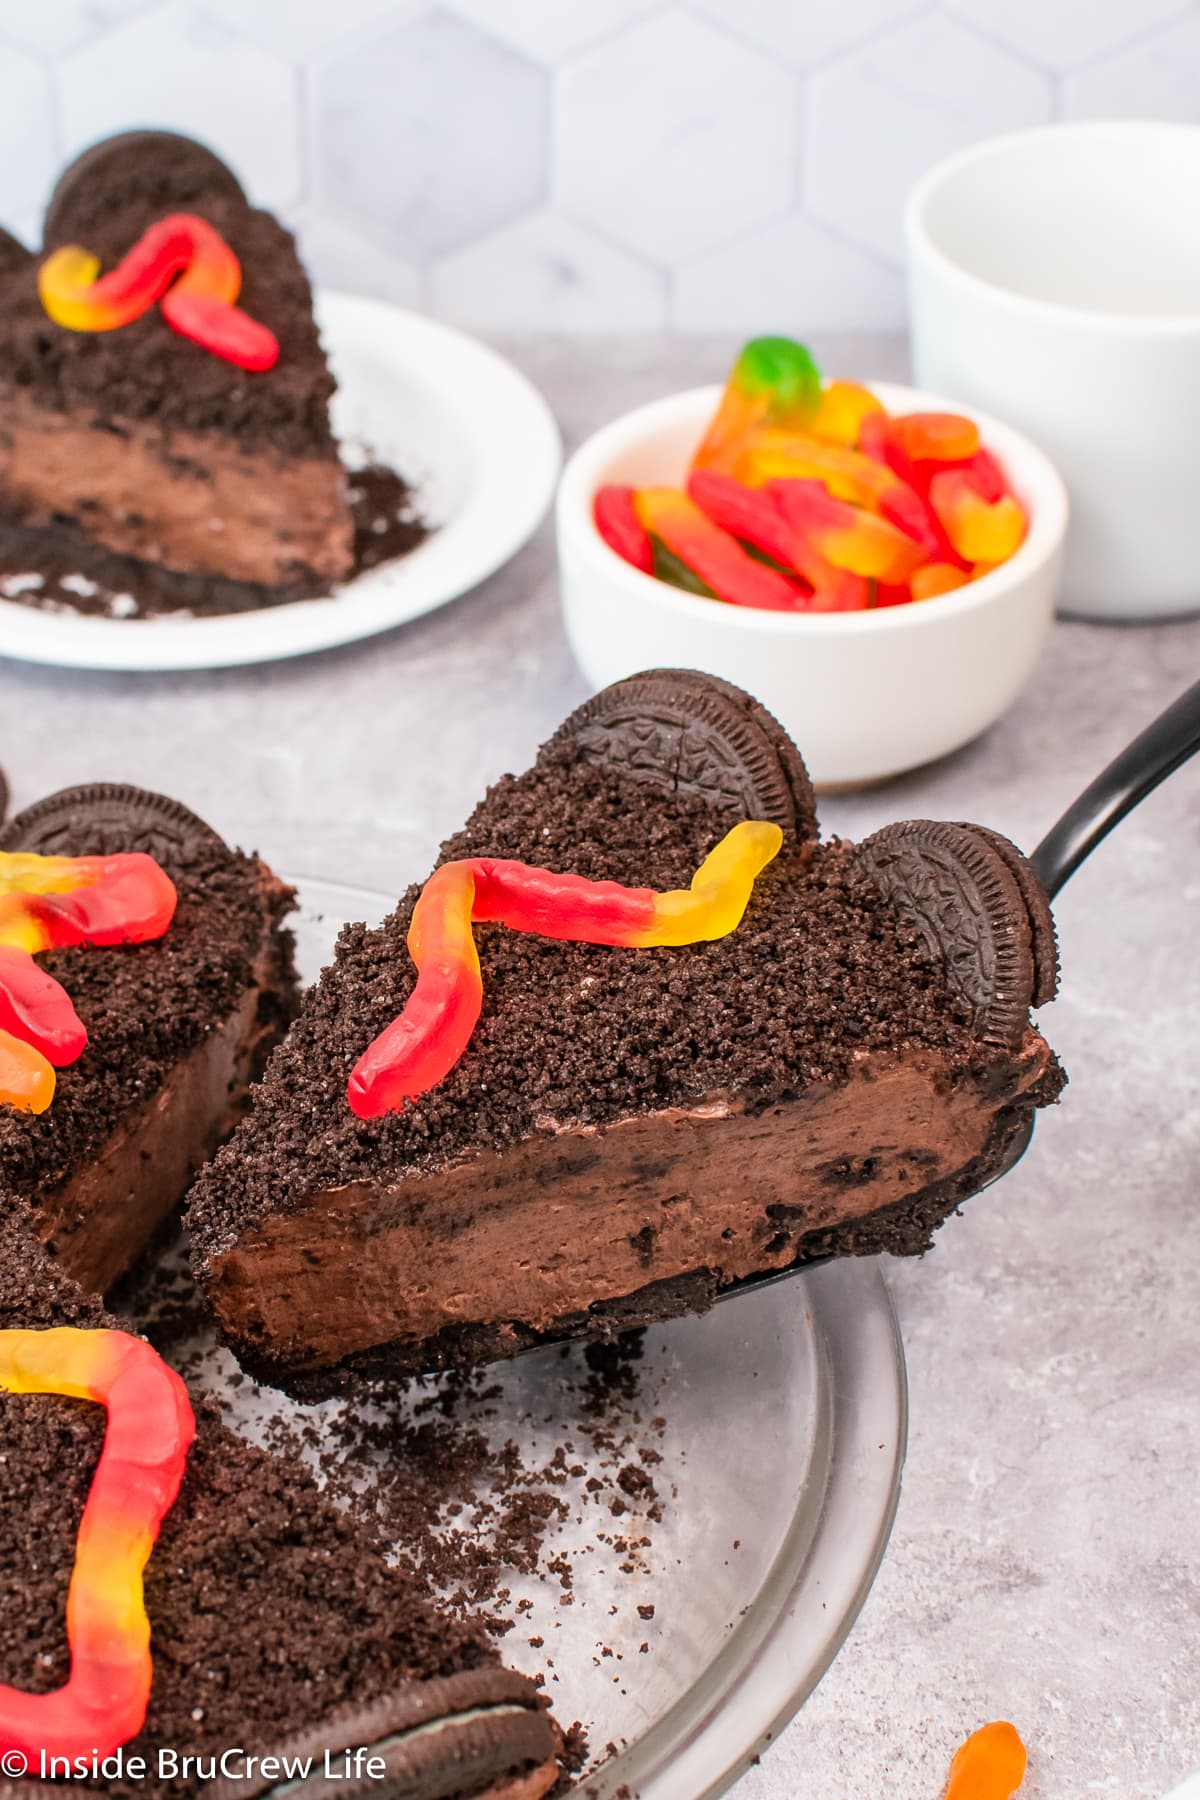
[928,674,1200,1200]
[1031,673,1200,899]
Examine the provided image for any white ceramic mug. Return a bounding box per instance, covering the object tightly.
[907,121,1200,623]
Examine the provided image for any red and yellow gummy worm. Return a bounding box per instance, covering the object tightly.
[39,212,279,371]
[0,1328,195,1762]
[0,851,177,1113]
[348,820,783,1118]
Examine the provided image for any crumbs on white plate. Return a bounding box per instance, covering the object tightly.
[0,573,44,597]
[60,573,100,598]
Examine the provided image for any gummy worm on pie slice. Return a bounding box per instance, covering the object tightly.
[348,821,783,1118]
[0,851,177,1113]
[39,212,280,371]
[0,1327,194,1762]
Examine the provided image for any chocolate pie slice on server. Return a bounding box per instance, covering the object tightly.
[190,670,1064,1398]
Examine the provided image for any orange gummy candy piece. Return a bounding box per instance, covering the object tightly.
[893,411,981,463]
[944,1721,1028,1799]
[911,562,970,601]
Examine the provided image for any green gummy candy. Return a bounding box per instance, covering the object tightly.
[735,336,821,416]
[650,537,716,598]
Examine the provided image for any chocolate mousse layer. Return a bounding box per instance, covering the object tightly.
[0,784,298,1292]
[0,390,351,588]
[0,131,359,607]
[190,672,1064,1397]
[0,1205,562,1800]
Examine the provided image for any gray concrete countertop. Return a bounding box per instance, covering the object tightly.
[4,336,1198,1800]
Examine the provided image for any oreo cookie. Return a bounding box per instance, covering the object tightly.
[551,668,818,842]
[964,823,1060,1007]
[856,819,1039,1049]
[43,130,247,249]
[0,783,225,869]
[205,1668,558,1800]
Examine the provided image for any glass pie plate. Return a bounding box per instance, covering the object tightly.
[177,878,908,1800]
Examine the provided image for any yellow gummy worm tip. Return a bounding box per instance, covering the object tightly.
[639,820,783,947]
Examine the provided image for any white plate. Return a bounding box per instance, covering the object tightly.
[0,294,561,672]
[162,876,908,1798]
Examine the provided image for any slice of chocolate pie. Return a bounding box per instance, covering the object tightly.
[0,1204,562,1800]
[190,670,1064,1398]
[0,784,296,1292]
[0,131,359,615]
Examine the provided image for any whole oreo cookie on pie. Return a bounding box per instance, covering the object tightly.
[0,1206,563,1800]
[854,818,1053,1049]
[0,782,298,1293]
[188,670,1064,1398]
[0,130,360,616]
[554,665,819,843]
[0,781,226,866]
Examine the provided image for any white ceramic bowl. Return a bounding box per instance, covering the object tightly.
[557,381,1067,789]
[908,121,1200,622]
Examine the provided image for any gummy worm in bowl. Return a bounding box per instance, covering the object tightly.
[348,820,783,1118]
[0,1328,195,1763]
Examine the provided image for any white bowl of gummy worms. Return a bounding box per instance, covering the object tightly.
[556,350,1068,790]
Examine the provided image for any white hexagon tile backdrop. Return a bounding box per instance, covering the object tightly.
[2,0,1198,333]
